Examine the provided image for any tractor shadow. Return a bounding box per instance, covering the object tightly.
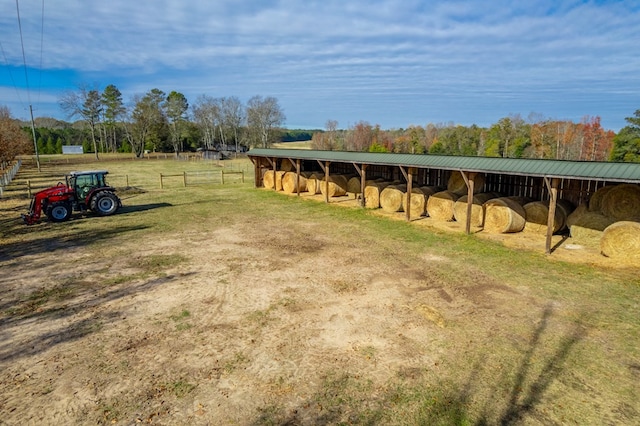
[117,202,173,214]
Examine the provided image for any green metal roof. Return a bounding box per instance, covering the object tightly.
[248,148,640,183]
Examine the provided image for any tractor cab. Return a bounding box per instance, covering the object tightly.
[67,170,110,206]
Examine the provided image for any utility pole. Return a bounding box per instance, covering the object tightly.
[29,104,41,172]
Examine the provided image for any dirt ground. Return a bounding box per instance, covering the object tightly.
[0,190,638,425]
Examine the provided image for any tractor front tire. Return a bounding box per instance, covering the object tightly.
[46,202,72,222]
[91,191,120,216]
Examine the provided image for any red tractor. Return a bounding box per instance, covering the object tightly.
[22,170,122,225]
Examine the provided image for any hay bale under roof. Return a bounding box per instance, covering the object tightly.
[483,197,526,233]
[347,176,362,195]
[600,184,640,221]
[263,170,275,189]
[402,186,437,218]
[426,190,459,221]
[600,221,640,261]
[566,203,588,229]
[319,174,348,197]
[364,180,390,208]
[523,199,574,234]
[447,171,486,196]
[306,173,324,195]
[282,171,307,194]
[569,212,615,247]
[453,192,497,227]
[588,185,613,212]
[380,185,407,213]
[523,201,563,234]
[280,158,295,172]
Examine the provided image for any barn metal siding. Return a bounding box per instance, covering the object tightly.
[248,148,640,183]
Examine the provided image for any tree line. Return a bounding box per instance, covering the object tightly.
[1,85,639,166]
[54,85,286,159]
[311,111,640,162]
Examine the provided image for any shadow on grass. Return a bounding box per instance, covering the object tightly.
[250,305,586,425]
[117,202,173,214]
[0,272,190,363]
[0,224,150,260]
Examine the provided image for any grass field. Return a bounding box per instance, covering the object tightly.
[1,155,639,425]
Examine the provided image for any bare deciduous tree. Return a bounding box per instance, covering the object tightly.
[246,95,285,148]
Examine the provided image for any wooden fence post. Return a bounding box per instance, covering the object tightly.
[160,174,164,189]
[183,171,187,187]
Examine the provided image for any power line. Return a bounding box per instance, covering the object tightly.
[37,0,44,103]
[0,40,24,107]
[15,0,32,106]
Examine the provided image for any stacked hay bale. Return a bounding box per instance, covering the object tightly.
[380,184,407,213]
[523,199,574,234]
[447,171,486,196]
[319,174,349,197]
[426,190,459,221]
[453,192,498,227]
[281,172,308,194]
[569,184,640,253]
[364,180,391,209]
[600,221,640,261]
[263,170,286,190]
[483,197,527,233]
[599,184,640,221]
[280,158,295,172]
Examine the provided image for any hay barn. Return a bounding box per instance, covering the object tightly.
[248,149,640,257]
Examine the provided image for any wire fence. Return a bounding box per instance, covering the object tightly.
[0,160,22,197]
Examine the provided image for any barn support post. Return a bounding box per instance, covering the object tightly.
[459,171,476,235]
[272,157,277,190]
[295,159,301,196]
[352,163,367,208]
[399,166,415,222]
[250,156,270,188]
[544,177,559,254]
[317,160,330,203]
[361,164,367,207]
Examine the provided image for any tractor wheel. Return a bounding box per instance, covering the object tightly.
[90,191,120,216]
[46,202,72,222]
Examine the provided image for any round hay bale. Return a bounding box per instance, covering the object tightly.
[569,212,615,247]
[282,172,307,194]
[380,185,406,213]
[306,173,324,195]
[263,170,275,189]
[280,158,295,172]
[447,171,486,196]
[505,196,532,206]
[402,187,437,218]
[364,181,390,208]
[588,186,613,212]
[346,176,362,195]
[523,200,565,234]
[274,170,286,191]
[483,197,526,233]
[600,221,640,261]
[566,203,588,229]
[426,190,459,221]
[600,184,640,221]
[453,192,496,227]
[319,174,348,197]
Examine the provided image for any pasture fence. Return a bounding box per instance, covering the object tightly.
[0,160,22,197]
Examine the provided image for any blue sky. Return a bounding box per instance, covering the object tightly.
[1,0,639,131]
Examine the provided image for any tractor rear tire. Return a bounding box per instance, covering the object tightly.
[91,191,120,216]
[47,202,72,222]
